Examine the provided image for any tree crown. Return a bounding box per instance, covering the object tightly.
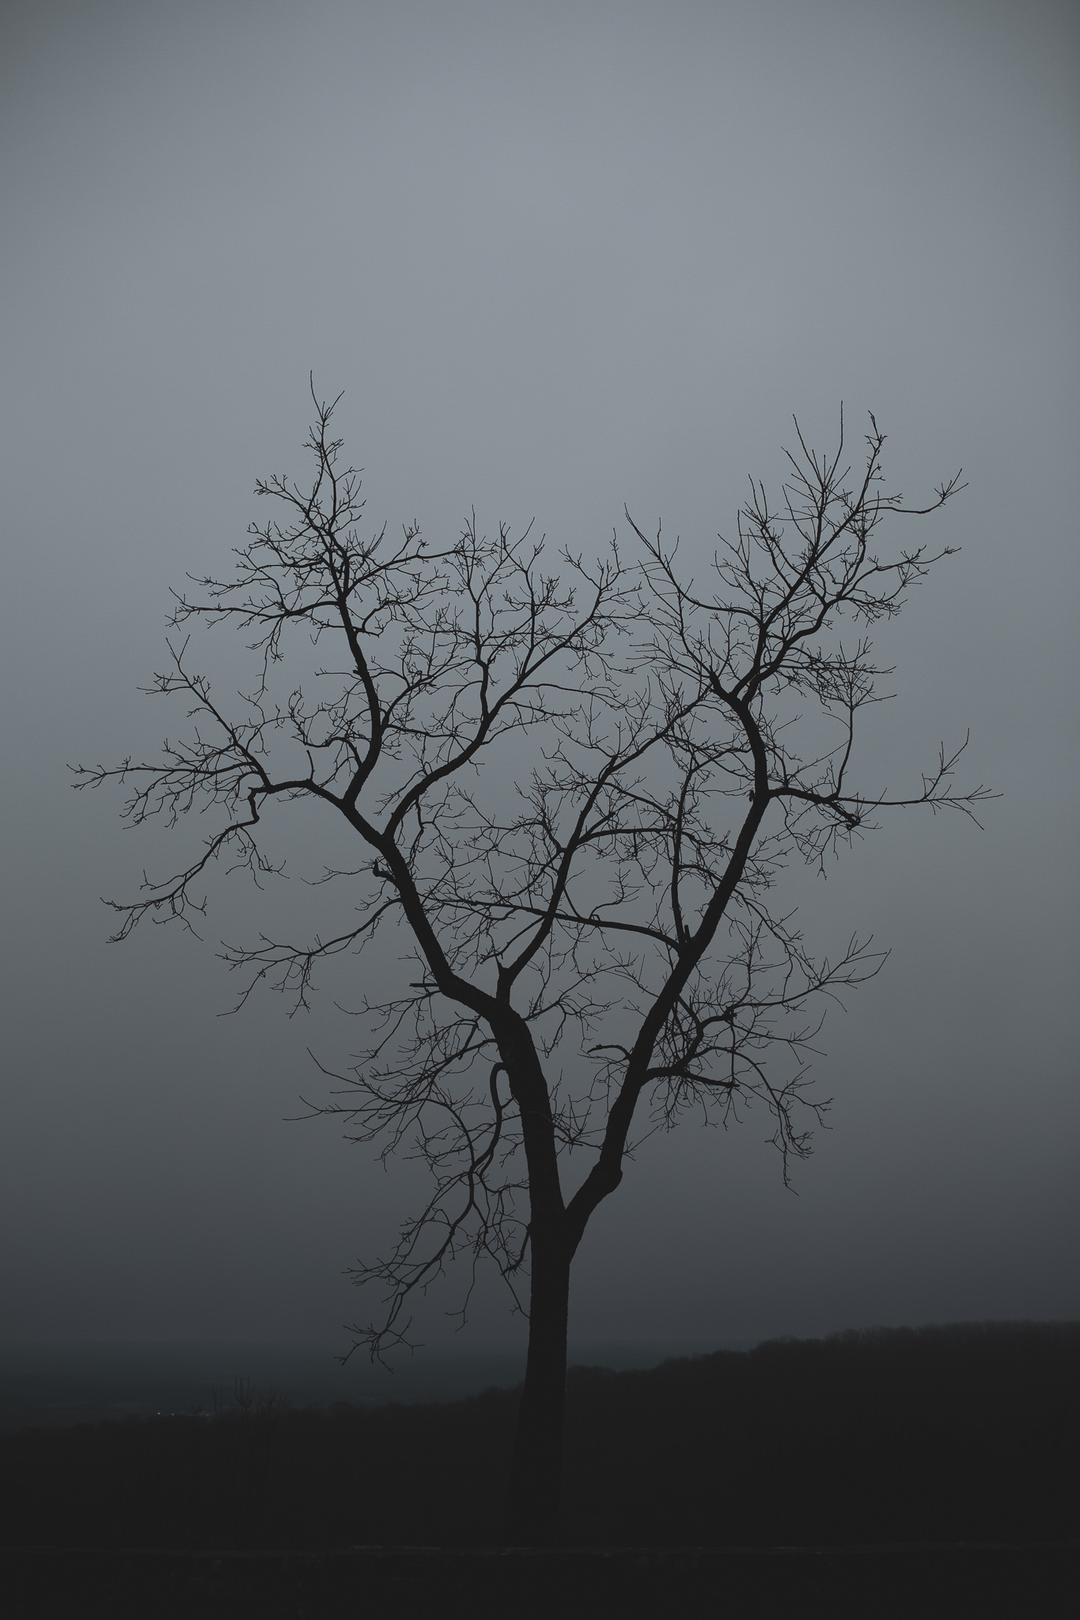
[74,389,991,1354]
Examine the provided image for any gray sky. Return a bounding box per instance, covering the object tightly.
[2,0,1077,1365]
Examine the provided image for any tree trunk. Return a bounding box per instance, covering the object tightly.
[504,1225,571,1543]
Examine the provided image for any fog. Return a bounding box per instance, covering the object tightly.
[2,0,1077,1374]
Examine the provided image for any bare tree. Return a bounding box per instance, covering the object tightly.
[74,387,991,1537]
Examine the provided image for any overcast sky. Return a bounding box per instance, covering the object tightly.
[2,0,1077,1370]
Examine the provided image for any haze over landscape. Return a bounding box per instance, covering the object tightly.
[2,0,1077,1408]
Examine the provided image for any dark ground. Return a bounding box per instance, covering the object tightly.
[5,1544,1078,1619]
[4,1323,1077,1616]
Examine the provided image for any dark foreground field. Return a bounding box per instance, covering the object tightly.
[4,1322,1077,1616]
[5,1543,1079,1619]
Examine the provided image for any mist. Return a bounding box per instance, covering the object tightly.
[2,0,1077,1376]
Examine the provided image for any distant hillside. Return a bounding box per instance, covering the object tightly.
[3,1321,1077,1550]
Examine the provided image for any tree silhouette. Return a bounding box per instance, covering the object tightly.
[74,386,991,1537]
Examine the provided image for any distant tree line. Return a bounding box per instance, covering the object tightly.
[4,1321,1076,1551]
